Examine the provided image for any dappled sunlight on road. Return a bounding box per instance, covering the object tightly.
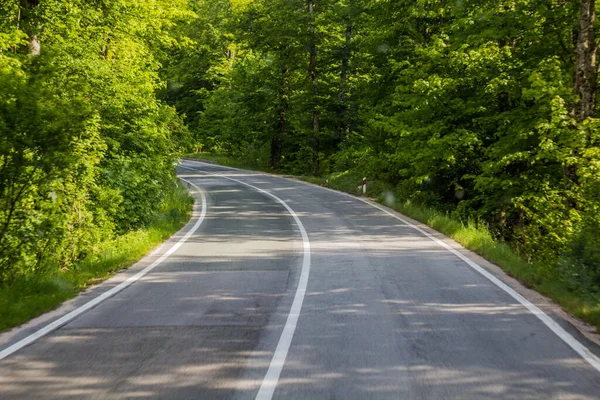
[1,164,599,400]
[0,327,274,399]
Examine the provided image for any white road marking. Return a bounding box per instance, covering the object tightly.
[0,178,207,361]
[182,160,600,374]
[351,196,600,373]
[179,164,312,400]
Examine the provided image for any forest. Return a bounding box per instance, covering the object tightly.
[172,0,600,299]
[0,0,195,325]
[1,0,600,325]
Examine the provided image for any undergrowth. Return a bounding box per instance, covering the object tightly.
[0,183,193,331]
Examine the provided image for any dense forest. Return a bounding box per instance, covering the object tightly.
[0,0,194,288]
[1,0,599,307]
[165,0,600,296]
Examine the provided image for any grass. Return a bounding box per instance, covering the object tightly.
[184,152,600,331]
[0,183,193,332]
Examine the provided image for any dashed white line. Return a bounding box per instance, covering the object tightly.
[0,178,207,361]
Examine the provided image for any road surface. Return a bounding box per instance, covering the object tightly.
[1,160,599,399]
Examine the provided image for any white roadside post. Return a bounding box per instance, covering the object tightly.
[362,177,367,195]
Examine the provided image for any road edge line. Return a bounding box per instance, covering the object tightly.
[0,178,207,361]
[182,160,600,374]
[355,197,600,373]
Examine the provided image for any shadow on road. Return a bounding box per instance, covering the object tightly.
[1,171,599,399]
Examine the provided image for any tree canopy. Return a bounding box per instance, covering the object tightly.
[0,0,193,283]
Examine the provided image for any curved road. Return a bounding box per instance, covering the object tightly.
[1,160,599,399]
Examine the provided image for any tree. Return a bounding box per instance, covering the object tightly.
[0,0,192,284]
[574,0,597,123]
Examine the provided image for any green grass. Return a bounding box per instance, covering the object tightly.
[0,184,193,332]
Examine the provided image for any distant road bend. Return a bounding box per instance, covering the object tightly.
[1,159,599,399]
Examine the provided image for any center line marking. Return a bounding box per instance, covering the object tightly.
[182,160,600,374]
[179,165,311,400]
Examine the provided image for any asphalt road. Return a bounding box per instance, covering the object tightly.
[1,160,599,399]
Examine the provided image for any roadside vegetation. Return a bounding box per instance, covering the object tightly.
[0,186,192,331]
[0,1,195,330]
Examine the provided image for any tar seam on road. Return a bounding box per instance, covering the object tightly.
[182,160,600,374]
[0,178,207,361]
[179,165,312,400]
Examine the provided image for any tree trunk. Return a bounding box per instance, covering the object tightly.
[308,0,320,176]
[574,0,597,123]
[29,35,40,55]
[19,0,41,55]
[566,0,597,185]
[335,22,352,144]
[271,59,289,170]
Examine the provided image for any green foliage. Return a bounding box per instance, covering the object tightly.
[3,0,600,330]
[0,183,192,331]
[0,0,193,288]
[171,0,600,324]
